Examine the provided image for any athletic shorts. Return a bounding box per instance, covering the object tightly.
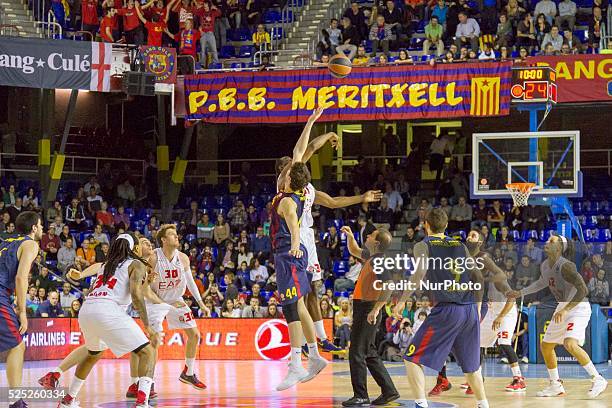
[543,301,591,346]
[405,303,480,373]
[274,244,311,306]
[0,299,23,352]
[480,304,518,347]
[300,227,321,282]
[147,302,197,333]
[79,300,149,357]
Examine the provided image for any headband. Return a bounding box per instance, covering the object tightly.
[117,234,135,250]
[558,235,568,253]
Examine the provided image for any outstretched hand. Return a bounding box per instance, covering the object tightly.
[308,106,325,123]
[340,226,353,237]
[363,190,383,203]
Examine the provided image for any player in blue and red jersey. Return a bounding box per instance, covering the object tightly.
[0,211,43,408]
[392,208,490,408]
[270,161,327,391]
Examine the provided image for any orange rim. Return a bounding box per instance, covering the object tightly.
[505,182,536,193]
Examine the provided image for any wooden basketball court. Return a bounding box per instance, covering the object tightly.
[6,359,610,407]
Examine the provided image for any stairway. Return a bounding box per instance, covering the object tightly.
[0,0,41,37]
[273,0,340,67]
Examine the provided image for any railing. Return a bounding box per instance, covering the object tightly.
[309,0,350,58]
[0,8,61,38]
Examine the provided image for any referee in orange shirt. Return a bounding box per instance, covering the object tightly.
[339,225,399,407]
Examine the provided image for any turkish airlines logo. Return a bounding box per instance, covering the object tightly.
[254,319,291,360]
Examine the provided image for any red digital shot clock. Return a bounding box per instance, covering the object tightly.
[511,67,557,103]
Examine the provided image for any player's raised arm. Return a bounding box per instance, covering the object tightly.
[293,107,324,163]
[508,264,548,299]
[16,239,39,334]
[278,197,302,257]
[340,226,362,260]
[314,190,382,209]
[302,131,339,163]
[68,262,103,280]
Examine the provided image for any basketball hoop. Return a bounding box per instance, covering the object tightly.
[506,182,536,207]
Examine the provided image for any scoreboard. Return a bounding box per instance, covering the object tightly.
[511,67,557,103]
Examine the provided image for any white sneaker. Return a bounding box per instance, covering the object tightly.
[587,376,608,398]
[276,363,309,391]
[536,380,565,397]
[500,357,509,364]
[521,356,529,364]
[57,395,81,408]
[301,357,328,383]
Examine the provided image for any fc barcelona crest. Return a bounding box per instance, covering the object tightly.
[140,45,177,84]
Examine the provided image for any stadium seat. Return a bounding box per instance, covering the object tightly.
[271,26,283,40]
[333,260,349,275]
[219,45,235,58]
[263,10,281,23]
[539,229,555,242]
[281,10,294,23]
[388,56,398,62]
[209,62,223,69]
[239,46,255,58]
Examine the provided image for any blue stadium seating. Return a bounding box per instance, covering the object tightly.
[239,46,255,58]
[271,27,284,40]
[219,46,235,59]
[209,62,223,69]
[263,10,281,23]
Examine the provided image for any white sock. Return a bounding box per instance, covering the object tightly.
[138,376,153,401]
[582,361,599,379]
[307,342,321,359]
[54,367,64,375]
[313,320,327,341]
[547,368,560,381]
[291,347,303,367]
[68,376,85,398]
[185,357,196,376]
[130,377,139,385]
[511,365,522,377]
[415,398,428,407]
[477,400,489,408]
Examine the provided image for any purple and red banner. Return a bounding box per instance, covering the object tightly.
[184,62,512,124]
[528,54,612,103]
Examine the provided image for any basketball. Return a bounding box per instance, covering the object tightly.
[328,54,352,78]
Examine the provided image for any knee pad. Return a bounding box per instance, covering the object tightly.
[284,302,300,323]
[499,344,519,364]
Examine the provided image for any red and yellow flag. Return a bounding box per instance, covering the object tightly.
[470,77,501,116]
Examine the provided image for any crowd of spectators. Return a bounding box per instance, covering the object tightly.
[45,0,279,70]
[1,140,610,354]
[314,0,607,66]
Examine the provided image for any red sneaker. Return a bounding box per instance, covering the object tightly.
[465,386,474,395]
[57,394,78,408]
[135,390,147,405]
[460,382,469,389]
[505,376,527,392]
[39,371,61,390]
[179,365,207,390]
[428,376,452,396]
[126,383,138,399]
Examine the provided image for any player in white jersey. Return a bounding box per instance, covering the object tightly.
[465,230,526,393]
[508,234,607,398]
[58,233,158,408]
[146,223,207,391]
[276,108,382,355]
[40,238,170,401]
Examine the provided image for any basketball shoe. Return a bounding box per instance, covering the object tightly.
[39,371,61,389]
[276,363,309,391]
[429,375,452,396]
[179,365,207,390]
[587,376,608,398]
[301,356,328,383]
[57,395,80,408]
[505,377,527,392]
[536,380,565,397]
[127,383,157,399]
[319,339,343,353]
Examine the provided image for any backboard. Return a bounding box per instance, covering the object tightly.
[471,131,581,198]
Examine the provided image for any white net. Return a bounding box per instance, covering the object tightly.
[506,183,536,207]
